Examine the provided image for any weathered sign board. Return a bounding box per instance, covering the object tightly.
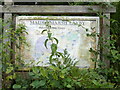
[16,16,99,68]
[0,0,116,88]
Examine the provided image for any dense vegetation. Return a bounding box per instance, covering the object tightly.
[0,2,120,89]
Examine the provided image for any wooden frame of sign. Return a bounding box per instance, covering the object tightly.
[0,0,116,88]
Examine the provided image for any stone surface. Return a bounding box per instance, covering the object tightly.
[16,16,99,68]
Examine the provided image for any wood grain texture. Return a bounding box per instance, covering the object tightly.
[1,5,116,13]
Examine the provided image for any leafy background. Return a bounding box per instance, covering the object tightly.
[0,1,120,89]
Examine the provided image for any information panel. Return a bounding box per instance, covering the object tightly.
[16,16,99,68]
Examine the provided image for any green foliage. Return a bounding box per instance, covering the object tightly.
[30,80,46,88]
[13,19,114,89]
[42,21,78,68]
[85,2,120,88]
[13,66,114,89]
[1,18,28,88]
[1,2,120,89]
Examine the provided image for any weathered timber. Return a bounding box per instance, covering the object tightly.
[0,12,2,90]
[1,0,119,2]
[0,5,2,13]
[1,5,116,13]
[102,13,110,68]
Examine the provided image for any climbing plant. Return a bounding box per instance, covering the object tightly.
[12,20,114,89]
[0,18,28,88]
[0,1,120,89]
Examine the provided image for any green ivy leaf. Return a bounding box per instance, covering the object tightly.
[13,84,21,89]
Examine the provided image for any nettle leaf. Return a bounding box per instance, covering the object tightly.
[44,39,49,49]
[49,65,59,71]
[92,80,100,86]
[117,54,120,59]
[111,50,118,56]
[32,67,39,74]
[39,80,46,86]
[51,43,57,54]
[29,72,35,76]
[52,73,58,80]
[48,32,52,39]
[30,80,40,88]
[53,37,59,44]
[67,84,72,88]
[41,29,47,34]
[49,54,53,64]
[31,80,46,88]
[40,68,48,78]
[66,77,72,82]
[13,84,21,89]
[60,73,65,79]
[50,80,60,87]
